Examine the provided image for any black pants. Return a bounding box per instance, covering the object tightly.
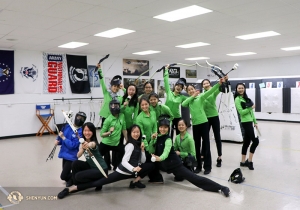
[71,160,108,185]
[145,151,164,181]
[101,117,112,169]
[171,118,181,140]
[192,122,212,170]
[171,165,223,192]
[241,122,259,155]
[174,162,193,181]
[60,159,73,182]
[99,142,124,168]
[112,133,125,169]
[77,163,155,191]
[208,116,222,157]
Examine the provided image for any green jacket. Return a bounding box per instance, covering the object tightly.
[98,69,123,118]
[148,135,172,161]
[164,69,187,118]
[150,104,174,122]
[182,83,220,125]
[174,132,196,159]
[235,96,257,124]
[135,110,157,151]
[121,102,139,129]
[203,87,220,118]
[100,113,126,146]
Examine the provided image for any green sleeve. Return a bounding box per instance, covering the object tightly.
[213,87,221,97]
[163,68,171,95]
[163,105,174,121]
[235,97,252,116]
[133,103,139,123]
[173,135,179,151]
[98,69,108,95]
[200,83,220,101]
[252,110,257,124]
[121,114,126,130]
[100,117,110,137]
[148,138,156,154]
[160,138,172,161]
[182,96,194,107]
[180,136,196,159]
[136,116,149,151]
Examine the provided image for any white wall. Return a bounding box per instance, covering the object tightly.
[197,55,300,122]
[0,50,198,137]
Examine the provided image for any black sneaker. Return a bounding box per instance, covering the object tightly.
[248,161,254,170]
[58,188,69,199]
[66,179,73,187]
[221,187,230,197]
[216,158,222,167]
[95,186,103,191]
[194,167,202,174]
[204,169,211,175]
[130,181,146,188]
[134,181,146,188]
[240,159,249,167]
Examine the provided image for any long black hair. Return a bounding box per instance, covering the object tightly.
[122,83,138,107]
[82,122,99,145]
[201,79,211,87]
[234,83,249,99]
[126,124,142,148]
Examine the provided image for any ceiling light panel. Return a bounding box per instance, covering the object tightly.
[153,5,212,22]
[94,28,135,38]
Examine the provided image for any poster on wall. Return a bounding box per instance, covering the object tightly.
[0,50,14,94]
[123,59,149,76]
[123,78,154,97]
[296,81,300,88]
[88,65,100,88]
[168,66,180,78]
[66,54,90,94]
[291,88,300,113]
[43,53,66,94]
[261,88,283,113]
[249,83,255,89]
[157,79,177,98]
[186,69,197,78]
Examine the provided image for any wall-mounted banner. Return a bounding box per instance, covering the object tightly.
[20,64,38,82]
[168,66,180,78]
[0,50,14,94]
[186,69,197,78]
[249,83,255,89]
[67,54,90,94]
[123,59,149,76]
[43,53,66,94]
[88,65,100,88]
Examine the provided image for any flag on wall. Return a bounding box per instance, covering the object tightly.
[0,50,14,94]
[66,54,90,93]
[43,53,67,94]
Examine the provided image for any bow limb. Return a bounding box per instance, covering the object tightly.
[105,44,128,73]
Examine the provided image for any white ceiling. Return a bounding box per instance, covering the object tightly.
[1,0,300,64]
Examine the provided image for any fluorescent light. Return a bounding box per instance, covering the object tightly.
[94,28,135,38]
[236,31,280,40]
[176,42,210,48]
[185,57,209,60]
[227,52,256,56]
[153,5,212,22]
[281,46,300,51]
[58,42,88,49]
[133,50,161,55]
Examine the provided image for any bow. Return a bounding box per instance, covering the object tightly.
[134,66,153,85]
[94,54,110,72]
